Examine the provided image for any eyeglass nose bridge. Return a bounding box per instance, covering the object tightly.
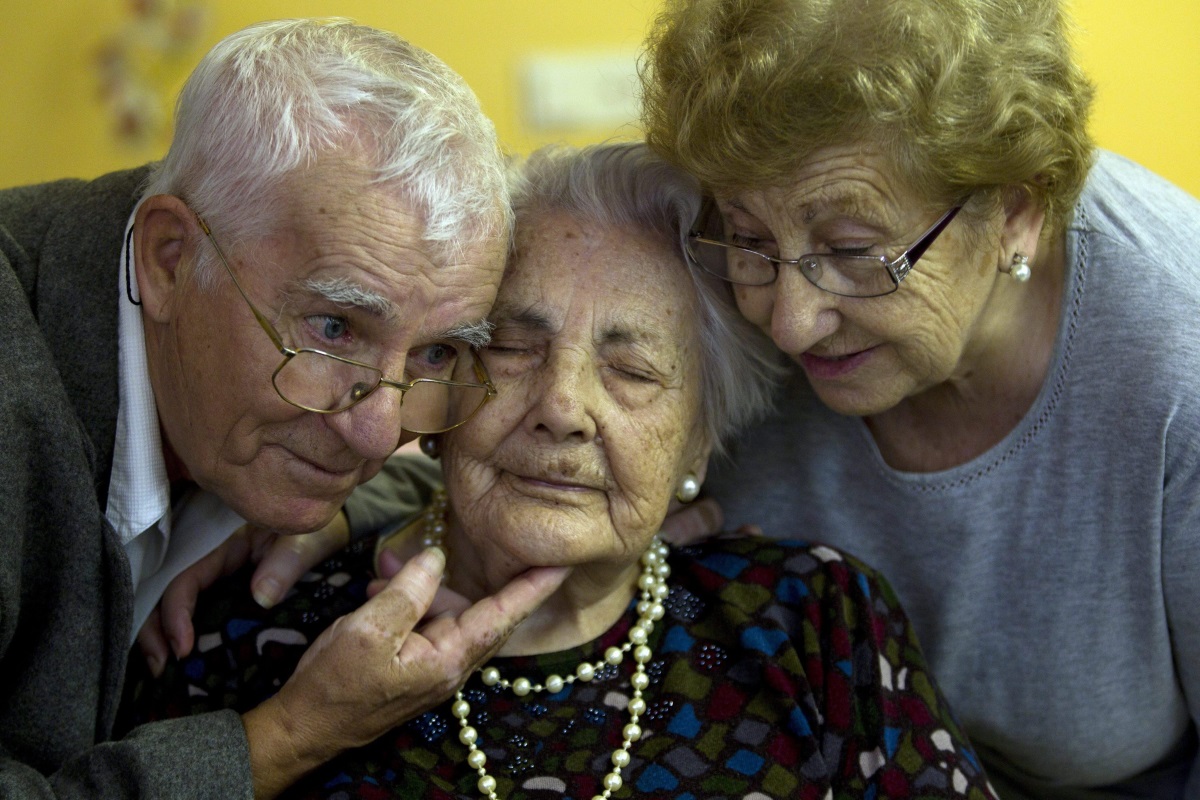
[796,255,824,285]
[269,352,392,413]
[348,376,411,410]
[270,347,496,435]
[350,380,377,404]
[336,373,435,419]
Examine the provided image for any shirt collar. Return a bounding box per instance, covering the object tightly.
[105,205,172,546]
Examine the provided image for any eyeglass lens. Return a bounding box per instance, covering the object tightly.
[273,349,491,434]
[688,204,905,297]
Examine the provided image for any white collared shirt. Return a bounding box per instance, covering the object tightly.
[106,209,245,642]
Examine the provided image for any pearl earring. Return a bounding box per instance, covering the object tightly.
[676,473,701,503]
[1003,253,1032,282]
[418,434,441,460]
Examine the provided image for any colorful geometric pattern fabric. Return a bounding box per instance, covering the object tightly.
[121,537,997,799]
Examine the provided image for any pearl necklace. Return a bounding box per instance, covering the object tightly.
[421,490,671,800]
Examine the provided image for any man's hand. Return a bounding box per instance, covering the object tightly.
[659,497,724,545]
[658,497,760,546]
[137,515,350,676]
[247,515,350,610]
[242,547,569,799]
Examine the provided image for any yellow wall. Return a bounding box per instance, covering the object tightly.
[1072,1,1200,199]
[3,1,1198,198]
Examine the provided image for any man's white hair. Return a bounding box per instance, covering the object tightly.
[143,18,509,281]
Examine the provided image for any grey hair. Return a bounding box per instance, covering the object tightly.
[143,18,509,282]
[508,142,782,456]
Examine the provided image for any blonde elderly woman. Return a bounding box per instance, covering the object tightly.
[641,0,1200,797]
[124,143,997,798]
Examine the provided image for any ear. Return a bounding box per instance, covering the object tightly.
[134,194,195,323]
[684,434,714,487]
[998,186,1048,269]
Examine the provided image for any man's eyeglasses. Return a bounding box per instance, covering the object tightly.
[687,200,963,298]
[194,213,496,435]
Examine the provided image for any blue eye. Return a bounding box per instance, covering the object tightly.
[304,315,347,340]
[423,344,452,366]
[408,342,459,379]
[322,317,348,340]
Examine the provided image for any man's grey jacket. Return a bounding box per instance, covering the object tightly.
[0,168,251,798]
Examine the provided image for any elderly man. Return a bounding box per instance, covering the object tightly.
[0,18,564,799]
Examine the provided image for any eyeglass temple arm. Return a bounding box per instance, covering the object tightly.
[689,197,718,237]
[904,205,963,266]
[193,212,289,353]
[474,354,498,395]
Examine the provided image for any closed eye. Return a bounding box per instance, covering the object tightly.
[484,343,528,354]
[479,337,543,381]
[730,232,769,251]
[610,365,656,383]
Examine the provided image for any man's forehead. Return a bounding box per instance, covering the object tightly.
[264,175,505,341]
[393,241,505,347]
[284,158,508,258]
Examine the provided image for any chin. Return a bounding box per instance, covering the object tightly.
[237,493,343,535]
[810,381,904,418]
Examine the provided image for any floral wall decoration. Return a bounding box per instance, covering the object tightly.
[95,0,209,147]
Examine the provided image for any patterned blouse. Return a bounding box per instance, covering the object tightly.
[120,536,997,799]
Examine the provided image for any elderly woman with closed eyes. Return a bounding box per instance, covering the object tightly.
[124,142,997,798]
[640,0,1200,797]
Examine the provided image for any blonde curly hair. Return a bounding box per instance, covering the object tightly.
[640,0,1095,233]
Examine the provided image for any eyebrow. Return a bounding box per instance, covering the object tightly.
[601,321,676,358]
[491,304,553,331]
[494,304,664,349]
[804,191,886,223]
[725,188,891,226]
[443,318,495,349]
[301,276,396,319]
[303,277,493,348]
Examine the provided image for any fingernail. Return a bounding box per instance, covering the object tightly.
[417,546,446,573]
[253,577,280,609]
[147,652,164,678]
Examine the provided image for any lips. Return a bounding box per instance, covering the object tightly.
[517,474,600,491]
[800,346,876,380]
[496,455,608,494]
[286,448,362,478]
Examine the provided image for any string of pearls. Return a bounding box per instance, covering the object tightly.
[419,489,449,548]
[422,490,672,800]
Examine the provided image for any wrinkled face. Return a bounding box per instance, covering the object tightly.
[723,145,1005,416]
[141,160,504,534]
[441,210,708,572]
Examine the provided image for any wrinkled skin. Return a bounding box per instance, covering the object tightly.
[137,156,503,535]
[131,155,571,797]
[719,144,1056,470]
[437,210,712,654]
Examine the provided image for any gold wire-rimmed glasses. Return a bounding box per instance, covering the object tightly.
[687,199,963,298]
[193,213,496,435]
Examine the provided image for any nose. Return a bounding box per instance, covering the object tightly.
[530,347,599,442]
[768,263,840,357]
[322,384,406,459]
